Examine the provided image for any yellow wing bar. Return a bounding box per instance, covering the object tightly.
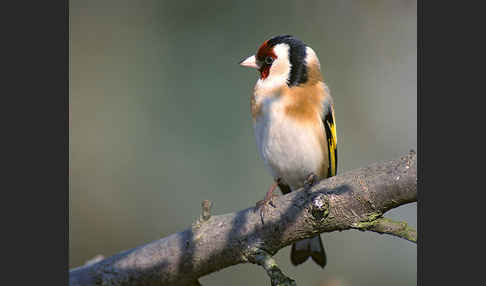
[323,105,338,177]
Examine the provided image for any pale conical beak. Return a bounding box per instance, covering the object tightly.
[239,55,258,69]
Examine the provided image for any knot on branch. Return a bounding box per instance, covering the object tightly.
[310,194,330,222]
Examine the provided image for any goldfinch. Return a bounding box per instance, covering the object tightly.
[239,35,338,268]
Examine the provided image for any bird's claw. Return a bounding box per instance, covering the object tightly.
[255,194,278,224]
[269,200,276,208]
[254,179,281,224]
[303,173,318,191]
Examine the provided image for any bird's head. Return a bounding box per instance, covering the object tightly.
[239,35,322,89]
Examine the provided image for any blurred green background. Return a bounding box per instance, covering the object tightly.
[69,1,417,285]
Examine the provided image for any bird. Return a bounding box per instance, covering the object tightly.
[239,35,338,269]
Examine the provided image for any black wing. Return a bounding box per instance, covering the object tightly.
[278,181,292,195]
[323,104,338,177]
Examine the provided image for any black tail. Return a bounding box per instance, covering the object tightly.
[290,235,327,268]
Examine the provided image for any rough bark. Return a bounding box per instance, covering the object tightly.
[70,150,417,286]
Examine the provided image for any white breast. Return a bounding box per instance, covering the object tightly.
[253,97,324,191]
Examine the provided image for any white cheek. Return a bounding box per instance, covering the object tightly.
[270,44,292,78]
[254,43,291,92]
[255,74,288,95]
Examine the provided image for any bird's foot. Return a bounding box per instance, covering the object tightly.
[303,173,318,191]
[255,180,280,224]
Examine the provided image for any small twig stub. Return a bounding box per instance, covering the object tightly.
[201,200,213,221]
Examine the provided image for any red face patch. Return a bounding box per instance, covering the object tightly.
[256,40,277,80]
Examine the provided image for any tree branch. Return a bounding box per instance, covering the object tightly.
[69,150,417,286]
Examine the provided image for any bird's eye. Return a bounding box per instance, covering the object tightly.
[264,56,274,65]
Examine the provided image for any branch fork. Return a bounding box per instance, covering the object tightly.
[249,249,296,286]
